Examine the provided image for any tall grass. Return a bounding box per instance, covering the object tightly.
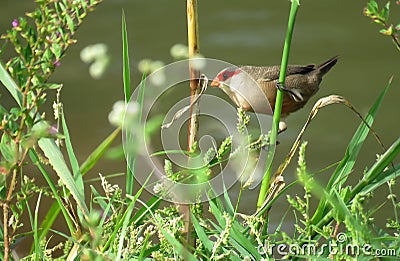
[0,0,398,259]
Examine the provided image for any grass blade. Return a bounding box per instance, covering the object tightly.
[122,11,135,195]
[0,62,22,106]
[38,137,88,216]
[352,138,400,196]
[80,127,121,175]
[116,200,136,261]
[33,191,43,260]
[158,226,198,261]
[36,128,120,245]
[29,149,75,240]
[122,11,131,103]
[62,112,84,197]
[312,78,391,223]
[191,213,213,251]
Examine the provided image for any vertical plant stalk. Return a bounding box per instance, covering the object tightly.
[257,0,300,209]
[122,12,134,195]
[183,0,200,247]
[3,169,17,261]
[187,0,201,151]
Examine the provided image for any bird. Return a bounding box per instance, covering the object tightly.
[210,56,338,132]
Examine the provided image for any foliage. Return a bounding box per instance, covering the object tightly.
[0,0,399,260]
[0,0,104,259]
[364,0,400,50]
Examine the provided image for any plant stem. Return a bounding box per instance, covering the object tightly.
[3,203,9,261]
[257,0,300,209]
[187,0,200,151]
[3,168,18,261]
[184,0,200,248]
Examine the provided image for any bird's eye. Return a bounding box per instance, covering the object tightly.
[222,73,228,79]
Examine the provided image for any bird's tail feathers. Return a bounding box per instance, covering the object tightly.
[317,55,338,75]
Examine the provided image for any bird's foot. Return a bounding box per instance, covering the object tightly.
[276,81,290,92]
[275,82,304,102]
[278,121,287,134]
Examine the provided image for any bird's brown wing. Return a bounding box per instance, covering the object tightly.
[258,64,316,82]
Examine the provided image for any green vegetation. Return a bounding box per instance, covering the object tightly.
[0,0,399,260]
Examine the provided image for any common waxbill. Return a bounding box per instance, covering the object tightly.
[210,56,338,120]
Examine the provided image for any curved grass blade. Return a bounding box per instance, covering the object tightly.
[0,62,22,106]
[38,137,88,216]
[29,149,75,241]
[38,128,121,242]
[191,213,213,252]
[312,77,391,223]
[62,112,84,199]
[80,127,121,175]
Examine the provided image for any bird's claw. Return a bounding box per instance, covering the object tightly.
[278,121,287,134]
[275,81,304,102]
[276,81,290,92]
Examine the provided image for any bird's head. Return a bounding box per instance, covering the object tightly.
[210,67,241,88]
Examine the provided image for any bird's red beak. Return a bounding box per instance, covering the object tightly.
[210,78,221,87]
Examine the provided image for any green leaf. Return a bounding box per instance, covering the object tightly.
[0,104,8,120]
[38,136,88,216]
[380,25,393,36]
[62,112,84,200]
[80,127,121,175]
[353,137,400,196]
[132,195,160,225]
[104,144,124,160]
[43,48,53,62]
[23,44,33,62]
[51,43,62,59]
[0,133,18,163]
[0,62,23,107]
[89,185,108,211]
[65,14,75,33]
[191,213,213,252]
[122,11,131,104]
[33,191,43,259]
[312,77,391,223]
[157,226,197,261]
[116,200,136,261]
[367,0,379,14]
[209,197,262,259]
[291,0,300,5]
[222,184,235,216]
[356,163,400,196]
[40,83,63,90]
[102,174,152,252]
[122,11,135,194]
[381,1,390,21]
[29,149,75,245]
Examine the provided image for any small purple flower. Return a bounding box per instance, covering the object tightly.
[53,61,61,67]
[49,125,59,135]
[12,19,19,28]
